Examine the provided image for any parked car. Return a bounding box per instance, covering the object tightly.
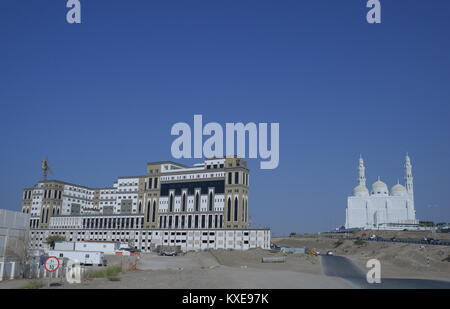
[159,250,177,257]
[326,251,334,256]
[270,243,281,251]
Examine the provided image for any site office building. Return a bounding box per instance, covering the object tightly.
[21,157,270,252]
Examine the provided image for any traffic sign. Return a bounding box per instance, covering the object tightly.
[44,256,60,273]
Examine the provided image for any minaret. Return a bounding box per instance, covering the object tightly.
[405,154,414,196]
[358,155,366,187]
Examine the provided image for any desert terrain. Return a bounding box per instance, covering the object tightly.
[1,231,449,289]
[273,233,450,282]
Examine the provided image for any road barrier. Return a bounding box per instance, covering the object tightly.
[262,257,286,263]
[0,261,21,281]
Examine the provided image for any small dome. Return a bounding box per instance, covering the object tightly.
[371,178,389,196]
[353,185,369,197]
[391,183,407,196]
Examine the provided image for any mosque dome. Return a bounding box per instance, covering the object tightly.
[371,178,389,196]
[391,183,407,196]
[353,185,369,197]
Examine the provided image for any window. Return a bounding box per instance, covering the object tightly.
[195,193,200,212]
[208,192,213,211]
[227,199,231,221]
[234,198,238,221]
[182,194,186,212]
[169,194,174,212]
[146,201,151,222]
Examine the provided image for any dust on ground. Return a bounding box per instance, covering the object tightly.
[53,250,349,289]
[273,236,450,281]
[0,250,351,289]
[210,248,321,275]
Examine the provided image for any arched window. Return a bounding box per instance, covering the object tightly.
[152,201,156,222]
[195,193,200,212]
[234,198,238,221]
[245,199,248,222]
[138,202,142,213]
[146,201,151,222]
[182,194,186,212]
[242,198,245,221]
[227,198,231,221]
[169,194,174,212]
[208,192,213,211]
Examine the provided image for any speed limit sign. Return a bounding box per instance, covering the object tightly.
[44,256,60,273]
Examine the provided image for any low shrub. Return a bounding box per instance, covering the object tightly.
[20,280,44,289]
[354,240,367,247]
[85,266,122,279]
[334,240,344,248]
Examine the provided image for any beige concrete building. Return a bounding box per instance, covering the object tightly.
[20,157,269,252]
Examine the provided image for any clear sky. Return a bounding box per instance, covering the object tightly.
[1,0,449,235]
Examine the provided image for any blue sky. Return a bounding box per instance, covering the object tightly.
[1,0,450,235]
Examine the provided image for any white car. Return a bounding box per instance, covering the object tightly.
[326,251,334,256]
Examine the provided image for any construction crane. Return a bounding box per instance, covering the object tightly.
[41,157,54,180]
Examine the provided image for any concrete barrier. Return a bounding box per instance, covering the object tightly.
[281,247,306,254]
[261,257,286,263]
[0,261,20,281]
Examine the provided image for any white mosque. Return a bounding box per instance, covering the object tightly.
[345,155,419,230]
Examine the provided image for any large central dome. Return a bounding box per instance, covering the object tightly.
[371,178,389,196]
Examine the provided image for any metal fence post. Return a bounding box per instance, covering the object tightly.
[36,263,40,279]
[10,262,15,280]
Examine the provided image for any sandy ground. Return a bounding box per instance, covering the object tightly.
[56,250,351,289]
[301,230,450,241]
[2,232,449,289]
[0,250,352,289]
[273,237,450,282]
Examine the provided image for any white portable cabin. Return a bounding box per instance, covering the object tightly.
[74,242,119,255]
[48,250,105,266]
[54,241,76,251]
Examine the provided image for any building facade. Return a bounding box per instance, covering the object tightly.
[21,157,270,251]
[345,155,418,230]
